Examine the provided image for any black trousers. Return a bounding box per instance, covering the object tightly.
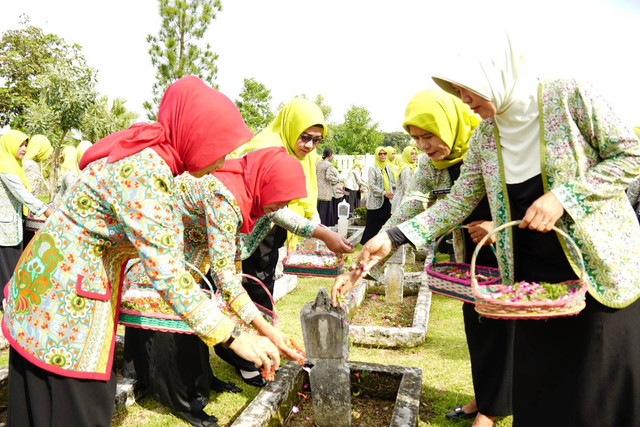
[8,347,117,427]
[360,198,392,244]
[463,303,514,417]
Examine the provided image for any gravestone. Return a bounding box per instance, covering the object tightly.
[384,246,405,304]
[300,288,351,427]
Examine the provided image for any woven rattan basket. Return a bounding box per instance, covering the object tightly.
[282,250,344,277]
[119,260,276,333]
[425,226,500,303]
[470,220,588,319]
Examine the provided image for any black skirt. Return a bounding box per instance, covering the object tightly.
[8,347,117,427]
[317,199,335,226]
[347,189,361,215]
[512,294,640,427]
[360,197,392,244]
[0,244,22,304]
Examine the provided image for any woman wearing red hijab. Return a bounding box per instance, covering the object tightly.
[2,75,281,426]
[122,147,308,425]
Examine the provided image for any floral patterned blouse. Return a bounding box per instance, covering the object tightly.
[124,174,317,324]
[1,148,235,380]
[0,173,48,246]
[396,79,640,308]
[391,165,417,213]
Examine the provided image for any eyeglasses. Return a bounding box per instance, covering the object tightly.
[299,133,323,146]
[378,152,387,156]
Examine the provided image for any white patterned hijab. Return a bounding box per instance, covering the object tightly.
[433,31,542,184]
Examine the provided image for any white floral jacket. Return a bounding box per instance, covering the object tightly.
[397,79,640,308]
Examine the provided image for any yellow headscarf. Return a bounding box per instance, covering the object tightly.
[60,146,80,175]
[231,98,325,220]
[397,145,417,174]
[634,126,640,139]
[403,88,480,170]
[0,130,30,189]
[24,135,53,163]
[76,140,93,165]
[374,146,390,192]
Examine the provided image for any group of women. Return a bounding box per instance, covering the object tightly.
[1,75,353,426]
[333,32,640,427]
[2,29,640,427]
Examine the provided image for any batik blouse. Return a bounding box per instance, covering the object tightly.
[396,79,640,308]
[2,148,235,380]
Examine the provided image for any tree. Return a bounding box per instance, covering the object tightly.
[330,105,383,154]
[382,131,412,152]
[144,0,222,120]
[235,78,274,132]
[313,94,332,122]
[0,15,89,128]
[81,96,137,142]
[23,61,97,198]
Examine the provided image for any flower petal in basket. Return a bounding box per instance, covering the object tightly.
[470,220,589,320]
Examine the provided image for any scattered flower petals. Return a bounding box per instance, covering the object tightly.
[292,406,300,414]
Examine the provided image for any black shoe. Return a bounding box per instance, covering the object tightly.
[445,405,478,420]
[235,367,266,387]
[209,373,243,393]
[174,409,219,427]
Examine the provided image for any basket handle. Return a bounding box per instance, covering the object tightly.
[182,259,215,295]
[431,224,496,264]
[241,273,278,326]
[469,220,586,293]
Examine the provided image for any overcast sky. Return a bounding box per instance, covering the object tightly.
[2,0,640,132]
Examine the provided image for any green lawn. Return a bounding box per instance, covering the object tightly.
[112,273,513,426]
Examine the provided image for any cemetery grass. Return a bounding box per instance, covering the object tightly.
[112,275,513,426]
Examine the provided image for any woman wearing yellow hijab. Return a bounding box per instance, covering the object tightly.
[0,130,54,300]
[390,145,418,212]
[360,146,395,244]
[401,89,511,426]
[341,89,512,427]
[221,98,352,385]
[23,134,53,200]
[54,145,80,204]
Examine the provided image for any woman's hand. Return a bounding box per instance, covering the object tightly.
[261,324,305,363]
[357,232,393,272]
[331,269,362,307]
[466,220,495,245]
[521,191,565,232]
[227,332,281,372]
[44,207,55,218]
[384,191,394,199]
[251,315,303,362]
[314,226,353,254]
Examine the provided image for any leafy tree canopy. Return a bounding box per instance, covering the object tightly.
[144,0,222,120]
[382,131,413,152]
[81,96,137,142]
[329,105,383,155]
[235,78,274,132]
[0,15,89,128]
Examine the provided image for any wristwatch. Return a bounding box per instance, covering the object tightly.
[222,325,242,348]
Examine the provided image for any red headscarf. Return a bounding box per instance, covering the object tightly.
[214,147,307,234]
[79,75,252,175]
